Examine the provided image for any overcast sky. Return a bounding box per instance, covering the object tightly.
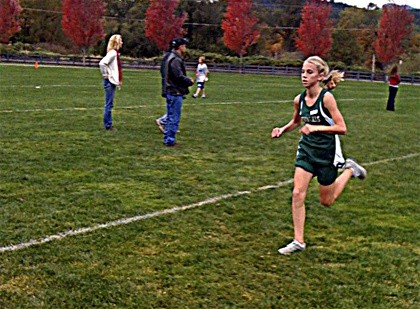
[337,0,419,9]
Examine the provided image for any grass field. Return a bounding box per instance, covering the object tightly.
[0,63,419,308]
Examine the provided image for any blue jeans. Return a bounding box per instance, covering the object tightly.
[103,79,116,129]
[164,94,183,145]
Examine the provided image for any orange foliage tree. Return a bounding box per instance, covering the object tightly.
[221,0,260,59]
[0,0,22,43]
[61,0,106,64]
[144,0,187,52]
[374,4,414,65]
[295,0,333,58]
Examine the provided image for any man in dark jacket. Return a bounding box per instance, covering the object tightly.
[161,38,194,147]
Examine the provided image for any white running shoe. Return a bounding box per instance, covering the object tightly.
[345,158,367,179]
[278,240,306,255]
[155,119,165,133]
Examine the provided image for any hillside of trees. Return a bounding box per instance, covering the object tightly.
[1,0,419,73]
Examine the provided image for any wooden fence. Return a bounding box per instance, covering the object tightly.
[1,52,419,85]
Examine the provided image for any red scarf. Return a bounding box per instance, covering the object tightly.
[117,51,122,82]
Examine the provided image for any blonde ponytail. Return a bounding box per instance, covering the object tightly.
[323,70,344,90]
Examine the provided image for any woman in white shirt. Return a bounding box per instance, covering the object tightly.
[99,34,123,131]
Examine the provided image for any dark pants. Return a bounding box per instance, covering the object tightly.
[386,86,398,111]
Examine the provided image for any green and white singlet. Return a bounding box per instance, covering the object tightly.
[295,88,345,168]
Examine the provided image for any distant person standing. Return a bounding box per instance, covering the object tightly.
[161,38,194,147]
[192,56,209,99]
[386,65,400,111]
[99,34,123,131]
[155,49,173,133]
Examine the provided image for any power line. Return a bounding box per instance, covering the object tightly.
[22,7,62,14]
[20,6,379,31]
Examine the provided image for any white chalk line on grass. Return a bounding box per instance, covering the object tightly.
[0,101,290,114]
[1,152,418,254]
[0,99,362,114]
[362,153,419,166]
[0,84,98,88]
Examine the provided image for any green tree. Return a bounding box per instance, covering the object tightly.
[257,0,305,52]
[180,0,226,53]
[18,0,69,49]
[330,30,362,65]
[101,0,152,58]
[405,32,420,72]
[120,0,155,57]
[335,7,380,67]
[106,0,137,32]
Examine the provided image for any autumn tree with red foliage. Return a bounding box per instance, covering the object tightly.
[374,4,414,65]
[61,0,106,63]
[145,0,187,52]
[295,0,333,58]
[0,0,22,43]
[221,0,260,58]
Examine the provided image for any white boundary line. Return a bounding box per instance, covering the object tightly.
[0,153,418,254]
[0,101,293,113]
[0,99,363,114]
[362,153,419,166]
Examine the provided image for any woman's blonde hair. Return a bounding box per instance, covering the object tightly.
[304,56,344,90]
[305,56,329,76]
[323,70,345,90]
[107,34,122,52]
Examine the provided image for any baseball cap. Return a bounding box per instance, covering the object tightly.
[170,38,188,49]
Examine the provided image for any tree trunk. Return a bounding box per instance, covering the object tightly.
[82,47,86,66]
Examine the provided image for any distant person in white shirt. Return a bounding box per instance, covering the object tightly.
[192,56,209,99]
[99,34,123,131]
